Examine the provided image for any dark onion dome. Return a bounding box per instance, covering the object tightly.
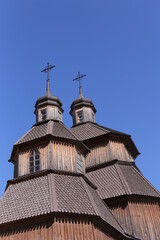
[35,80,63,113]
[70,95,96,115]
[34,80,64,123]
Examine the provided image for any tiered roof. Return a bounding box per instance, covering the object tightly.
[70,121,139,158]
[16,120,77,145]
[86,161,160,200]
[1,75,160,240]
[0,171,125,237]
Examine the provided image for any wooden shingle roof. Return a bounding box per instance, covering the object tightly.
[70,121,130,141]
[70,121,139,159]
[0,171,125,236]
[16,120,77,145]
[86,162,160,200]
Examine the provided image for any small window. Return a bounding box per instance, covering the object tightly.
[77,110,83,123]
[58,110,62,121]
[41,109,47,121]
[30,149,40,173]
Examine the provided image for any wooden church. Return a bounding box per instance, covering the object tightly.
[0,64,159,239]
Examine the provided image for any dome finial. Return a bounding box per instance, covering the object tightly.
[73,71,86,97]
[41,62,55,96]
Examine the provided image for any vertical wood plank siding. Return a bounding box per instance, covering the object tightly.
[52,141,76,172]
[17,142,79,176]
[86,140,133,168]
[18,151,30,176]
[110,200,160,240]
[109,141,133,162]
[0,218,114,240]
[93,227,114,240]
[18,144,49,177]
[17,140,133,176]
[14,158,18,178]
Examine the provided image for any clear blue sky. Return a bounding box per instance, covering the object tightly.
[0,0,160,197]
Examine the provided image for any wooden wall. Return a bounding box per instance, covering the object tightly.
[109,141,133,162]
[16,141,84,177]
[109,199,160,240]
[0,218,114,240]
[51,141,76,172]
[17,143,50,177]
[16,139,133,177]
[86,140,133,168]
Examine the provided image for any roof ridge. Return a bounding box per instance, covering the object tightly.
[82,177,126,236]
[95,123,130,136]
[59,121,91,152]
[115,164,132,195]
[88,122,109,133]
[88,122,131,137]
[132,165,160,196]
[80,178,99,215]
[48,173,58,212]
[58,121,77,140]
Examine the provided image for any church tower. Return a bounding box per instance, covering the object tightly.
[0,65,159,240]
[11,64,88,178]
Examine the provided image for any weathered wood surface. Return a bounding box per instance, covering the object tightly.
[17,144,49,177]
[15,138,133,177]
[110,199,160,240]
[0,218,114,240]
[52,141,76,172]
[15,141,84,177]
[86,140,133,168]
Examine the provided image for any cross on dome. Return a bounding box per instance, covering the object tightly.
[73,71,86,97]
[41,62,55,95]
[41,62,55,81]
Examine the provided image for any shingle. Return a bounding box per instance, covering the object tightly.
[70,122,108,141]
[53,173,125,235]
[86,182,124,235]
[70,122,129,141]
[54,174,95,215]
[16,120,76,145]
[0,171,126,237]
[86,163,160,199]
[0,176,50,224]
[16,122,48,144]
[16,121,129,145]
[119,164,160,198]
[86,164,127,199]
[50,121,76,140]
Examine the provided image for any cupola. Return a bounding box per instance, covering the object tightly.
[34,63,64,123]
[70,72,96,126]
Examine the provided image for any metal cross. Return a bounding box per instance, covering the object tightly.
[73,71,86,96]
[41,62,55,81]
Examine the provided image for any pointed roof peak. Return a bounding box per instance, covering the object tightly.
[45,79,53,97]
